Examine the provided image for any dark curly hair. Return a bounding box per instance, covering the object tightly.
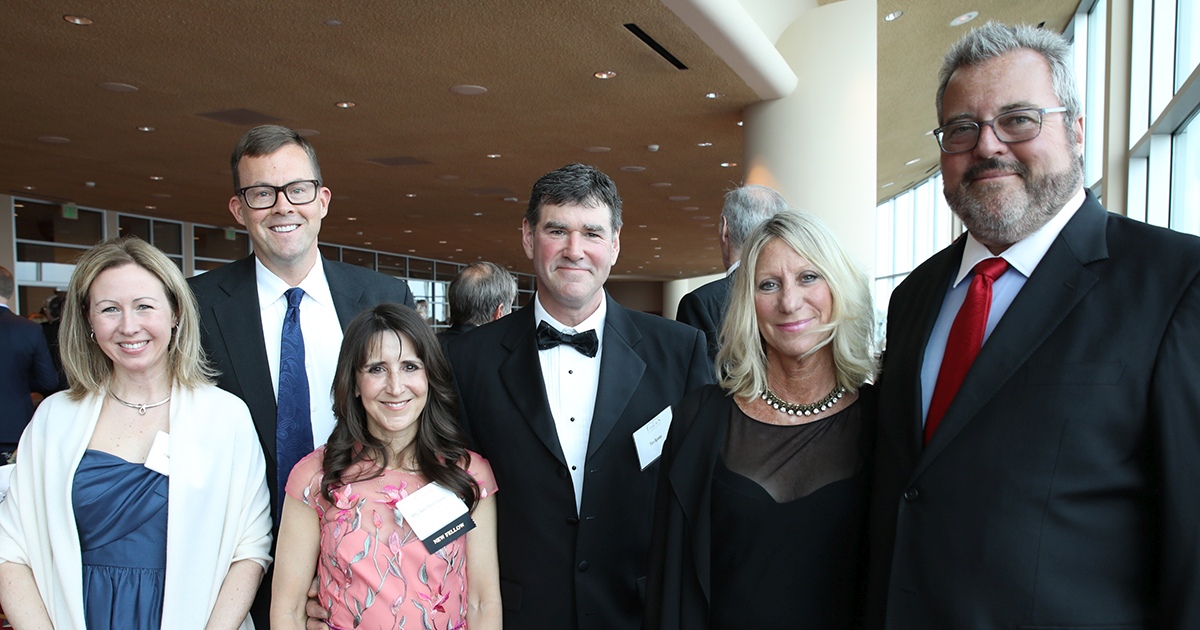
[321,303,479,510]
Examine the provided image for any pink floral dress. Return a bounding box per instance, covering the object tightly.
[286,447,498,630]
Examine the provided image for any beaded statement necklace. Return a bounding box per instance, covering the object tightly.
[760,385,846,417]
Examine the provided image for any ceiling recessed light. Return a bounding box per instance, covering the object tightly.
[450,85,488,95]
[438,240,448,244]
[705,92,724,99]
[145,205,157,210]
[905,158,920,165]
[696,142,713,147]
[324,19,343,26]
[651,182,672,187]
[37,135,70,144]
[736,121,744,127]
[720,162,737,168]
[404,230,413,234]
[594,71,617,80]
[504,197,519,202]
[620,166,646,172]
[650,237,659,241]
[408,249,416,253]
[405,193,416,198]
[486,153,501,159]
[149,176,164,181]
[137,126,155,132]
[364,241,372,245]
[347,217,358,221]
[950,11,978,26]
[882,182,896,188]
[99,82,139,93]
[884,10,904,22]
[585,146,611,153]
[682,206,698,211]
[336,101,356,109]
[473,212,484,217]
[64,15,93,25]
[669,195,691,201]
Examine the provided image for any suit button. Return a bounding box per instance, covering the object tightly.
[577,561,589,572]
[903,487,920,501]
[566,517,579,525]
[558,467,568,478]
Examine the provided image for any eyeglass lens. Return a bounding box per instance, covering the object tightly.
[938,110,1045,153]
[242,181,318,209]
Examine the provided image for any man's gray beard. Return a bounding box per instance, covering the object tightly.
[945,157,1083,248]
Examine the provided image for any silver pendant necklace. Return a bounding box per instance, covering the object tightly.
[110,391,171,415]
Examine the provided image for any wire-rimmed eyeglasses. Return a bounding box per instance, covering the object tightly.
[932,107,1068,154]
[237,179,321,209]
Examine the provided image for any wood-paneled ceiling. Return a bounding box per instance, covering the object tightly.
[2,0,1079,280]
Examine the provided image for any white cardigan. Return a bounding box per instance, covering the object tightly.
[0,384,272,629]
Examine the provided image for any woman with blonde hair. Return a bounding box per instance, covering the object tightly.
[0,236,271,629]
[646,210,877,629]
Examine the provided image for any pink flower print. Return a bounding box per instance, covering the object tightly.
[333,485,360,510]
[388,530,402,555]
[375,483,408,510]
[373,510,383,530]
[419,584,449,614]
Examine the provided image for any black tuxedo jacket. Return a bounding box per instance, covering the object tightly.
[675,274,731,365]
[869,192,1200,629]
[189,255,415,507]
[0,307,58,445]
[447,294,712,630]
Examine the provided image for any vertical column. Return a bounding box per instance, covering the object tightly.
[0,195,15,273]
[742,0,878,272]
[1105,0,1133,216]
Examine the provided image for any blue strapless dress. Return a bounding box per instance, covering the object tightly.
[72,449,168,630]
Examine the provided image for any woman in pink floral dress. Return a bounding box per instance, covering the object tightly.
[272,304,501,630]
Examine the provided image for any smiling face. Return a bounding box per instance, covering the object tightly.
[356,330,428,453]
[753,238,833,361]
[229,143,331,283]
[939,48,1084,253]
[87,263,177,382]
[522,201,620,326]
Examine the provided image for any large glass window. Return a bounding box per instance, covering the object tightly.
[1179,0,1200,90]
[1170,109,1200,235]
[874,173,958,329]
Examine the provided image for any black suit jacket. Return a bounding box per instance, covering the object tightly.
[675,274,731,365]
[869,192,1200,629]
[447,294,712,630]
[0,306,58,445]
[188,255,415,507]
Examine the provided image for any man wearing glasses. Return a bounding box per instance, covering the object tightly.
[189,124,415,628]
[869,23,1200,629]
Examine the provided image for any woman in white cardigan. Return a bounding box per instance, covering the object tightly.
[0,236,272,629]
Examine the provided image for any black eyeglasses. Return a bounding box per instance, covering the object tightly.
[237,180,320,209]
[932,107,1068,154]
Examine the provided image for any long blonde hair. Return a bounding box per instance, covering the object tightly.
[61,236,215,398]
[716,211,876,399]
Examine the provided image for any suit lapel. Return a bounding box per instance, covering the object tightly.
[210,256,276,460]
[917,195,1109,473]
[324,259,369,329]
[498,306,568,466]
[587,297,646,459]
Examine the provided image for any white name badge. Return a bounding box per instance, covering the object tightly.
[144,431,170,477]
[396,482,475,553]
[633,406,673,470]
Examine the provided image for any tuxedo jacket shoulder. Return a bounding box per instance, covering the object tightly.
[0,308,58,443]
[869,192,1200,629]
[676,275,731,364]
[447,296,712,630]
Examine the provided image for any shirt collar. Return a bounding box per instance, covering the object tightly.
[533,292,607,337]
[953,187,1086,287]
[255,256,335,309]
[726,260,741,277]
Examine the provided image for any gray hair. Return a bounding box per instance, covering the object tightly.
[0,266,13,300]
[722,184,788,256]
[936,22,1081,128]
[448,262,518,326]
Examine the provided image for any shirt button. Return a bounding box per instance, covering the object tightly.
[903,487,920,501]
[577,561,589,572]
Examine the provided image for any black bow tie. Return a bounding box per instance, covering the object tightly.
[536,321,599,358]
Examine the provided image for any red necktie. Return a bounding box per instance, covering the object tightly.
[924,257,1009,444]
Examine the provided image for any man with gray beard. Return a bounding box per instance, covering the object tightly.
[868,22,1200,629]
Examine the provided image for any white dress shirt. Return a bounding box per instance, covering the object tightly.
[533,294,606,514]
[255,257,342,448]
[920,188,1086,424]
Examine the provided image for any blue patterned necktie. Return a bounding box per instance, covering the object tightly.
[276,287,312,518]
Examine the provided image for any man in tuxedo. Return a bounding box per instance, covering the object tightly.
[676,184,786,365]
[447,163,711,630]
[868,23,1200,628]
[0,266,58,461]
[437,261,516,353]
[188,125,414,626]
